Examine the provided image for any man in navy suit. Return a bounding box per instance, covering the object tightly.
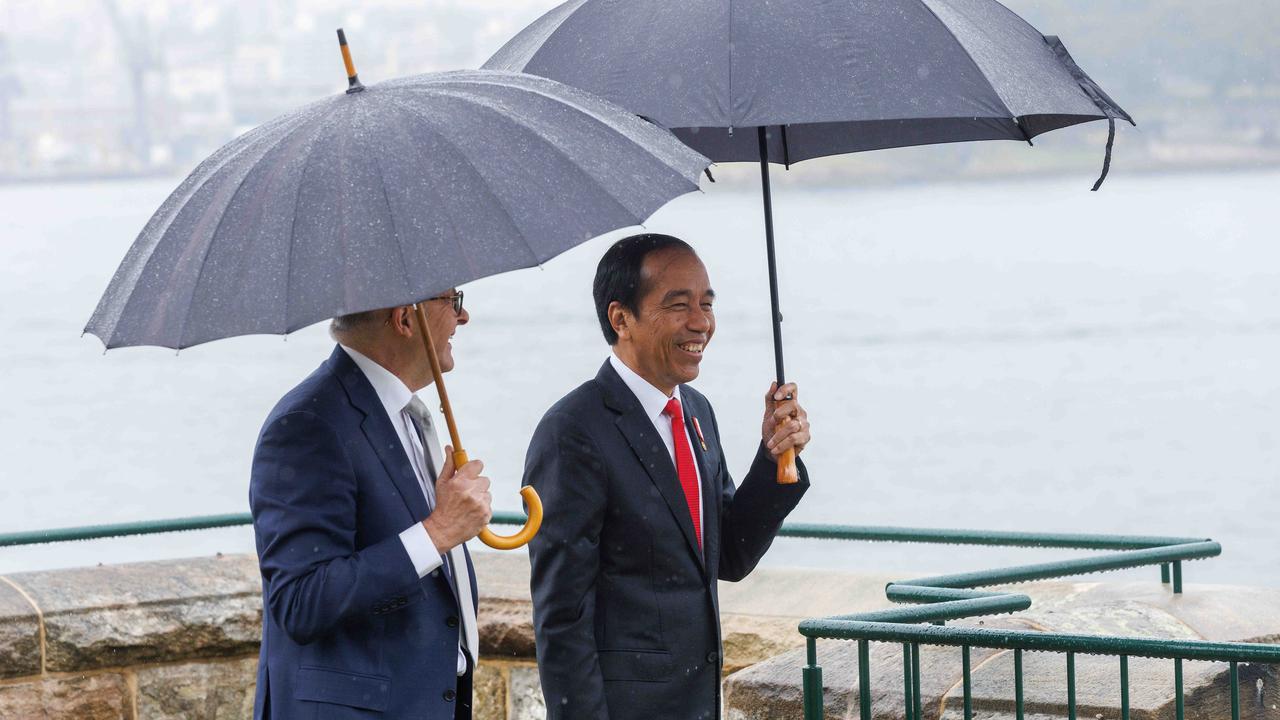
[524,234,813,719]
[250,289,491,719]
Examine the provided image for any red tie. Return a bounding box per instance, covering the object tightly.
[663,397,702,548]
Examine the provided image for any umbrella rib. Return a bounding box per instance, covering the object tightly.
[91,110,315,345]
[282,110,349,334]
[914,0,1018,121]
[174,111,334,346]
[365,132,418,305]
[417,75,706,182]
[422,87,660,224]
[378,95,541,273]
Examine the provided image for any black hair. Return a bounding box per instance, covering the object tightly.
[593,233,695,345]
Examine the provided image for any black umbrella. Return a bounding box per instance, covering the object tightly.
[487,0,1134,483]
[86,31,710,549]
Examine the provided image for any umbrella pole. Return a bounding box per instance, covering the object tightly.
[414,303,467,462]
[757,126,800,485]
[412,303,543,550]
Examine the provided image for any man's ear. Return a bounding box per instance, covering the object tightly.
[608,301,631,341]
[390,306,414,338]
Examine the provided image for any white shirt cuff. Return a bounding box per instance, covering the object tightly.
[399,524,445,579]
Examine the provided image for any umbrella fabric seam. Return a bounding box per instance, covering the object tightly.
[136,109,328,349]
[728,0,735,130]
[411,75,706,183]
[92,108,317,346]
[488,0,591,73]
[377,94,534,278]
[417,86,669,224]
[282,110,350,336]
[913,0,1018,122]
[366,129,418,310]
[176,132,299,348]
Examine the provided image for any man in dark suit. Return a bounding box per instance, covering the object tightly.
[250,290,492,719]
[524,234,813,719]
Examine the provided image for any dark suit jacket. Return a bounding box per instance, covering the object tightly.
[523,361,810,720]
[249,346,477,720]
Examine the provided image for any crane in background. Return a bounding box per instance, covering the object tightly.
[100,0,163,168]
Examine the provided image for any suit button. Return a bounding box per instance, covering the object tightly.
[443,689,456,702]
[446,616,459,628]
[706,651,719,664]
[431,569,441,577]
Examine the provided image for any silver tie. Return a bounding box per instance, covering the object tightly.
[404,396,440,486]
[404,396,476,671]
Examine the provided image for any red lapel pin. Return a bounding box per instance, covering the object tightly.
[691,417,708,452]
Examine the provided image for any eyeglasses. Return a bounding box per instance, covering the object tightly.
[430,290,464,316]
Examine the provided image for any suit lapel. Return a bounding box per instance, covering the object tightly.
[329,346,431,522]
[598,362,706,573]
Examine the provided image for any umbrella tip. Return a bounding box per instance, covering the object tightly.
[336,28,365,93]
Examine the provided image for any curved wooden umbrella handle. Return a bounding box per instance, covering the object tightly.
[449,448,544,550]
[479,485,544,550]
[414,305,543,551]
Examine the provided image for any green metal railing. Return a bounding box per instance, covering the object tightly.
[3,515,1277,720]
[0,511,527,548]
[786,527,1280,720]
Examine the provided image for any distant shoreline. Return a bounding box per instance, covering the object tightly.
[2,154,1276,191]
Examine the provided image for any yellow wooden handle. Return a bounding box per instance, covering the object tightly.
[478,486,544,550]
[776,425,799,484]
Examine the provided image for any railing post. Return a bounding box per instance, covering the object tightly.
[803,637,824,720]
[1120,654,1130,720]
[1067,651,1077,720]
[858,640,872,720]
[1172,560,1183,593]
[902,643,914,720]
[1014,648,1024,720]
[962,645,973,720]
[911,642,922,720]
[1230,661,1240,720]
[1174,658,1184,720]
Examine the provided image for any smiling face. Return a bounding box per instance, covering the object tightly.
[611,248,715,395]
[422,289,468,374]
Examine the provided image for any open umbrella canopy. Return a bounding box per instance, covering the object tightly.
[487,0,1135,485]
[85,69,708,350]
[485,0,1132,164]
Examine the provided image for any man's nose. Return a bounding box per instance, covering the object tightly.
[457,307,470,326]
[687,307,711,332]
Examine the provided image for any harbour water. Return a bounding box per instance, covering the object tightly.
[1,170,1277,586]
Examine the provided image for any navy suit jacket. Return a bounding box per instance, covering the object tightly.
[523,361,809,720]
[250,346,477,720]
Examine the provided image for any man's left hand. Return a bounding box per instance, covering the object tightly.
[762,382,811,457]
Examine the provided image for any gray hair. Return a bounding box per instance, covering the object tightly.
[329,309,387,338]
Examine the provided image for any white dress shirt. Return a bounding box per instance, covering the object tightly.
[608,354,704,532]
[341,346,475,674]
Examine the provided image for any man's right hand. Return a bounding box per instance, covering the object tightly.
[422,445,493,554]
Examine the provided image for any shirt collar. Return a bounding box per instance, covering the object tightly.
[609,353,683,423]
[341,345,418,419]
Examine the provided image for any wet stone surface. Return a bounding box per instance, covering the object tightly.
[135,657,258,720]
[0,673,131,720]
[725,581,1280,720]
[0,579,40,679]
[7,555,260,672]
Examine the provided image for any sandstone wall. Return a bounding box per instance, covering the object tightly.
[2,553,1276,719]
[0,552,813,719]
